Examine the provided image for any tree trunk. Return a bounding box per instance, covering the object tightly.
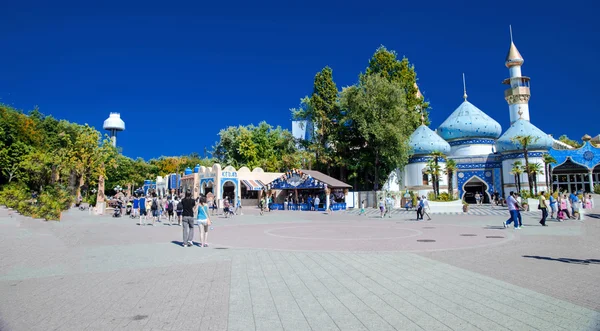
[544,163,549,190]
[549,165,553,193]
[523,148,534,194]
[448,171,454,197]
[374,152,380,191]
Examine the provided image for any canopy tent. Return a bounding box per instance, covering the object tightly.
[241,179,265,191]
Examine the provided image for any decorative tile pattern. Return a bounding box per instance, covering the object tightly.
[457,169,497,199]
[448,139,496,146]
[549,141,600,171]
[437,101,502,141]
[457,162,502,169]
[409,125,451,156]
[501,151,544,160]
[496,119,554,152]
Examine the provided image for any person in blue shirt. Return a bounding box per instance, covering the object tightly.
[569,193,578,216]
[548,193,557,219]
[132,195,140,218]
[138,195,147,226]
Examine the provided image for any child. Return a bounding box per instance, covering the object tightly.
[196,196,211,247]
[359,200,365,216]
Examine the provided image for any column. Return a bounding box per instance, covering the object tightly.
[589,170,594,193]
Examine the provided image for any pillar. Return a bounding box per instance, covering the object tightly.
[589,170,594,193]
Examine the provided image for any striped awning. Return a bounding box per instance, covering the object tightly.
[241,179,265,191]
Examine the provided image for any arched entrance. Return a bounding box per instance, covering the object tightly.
[222,181,236,201]
[552,158,590,193]
[462,176,490,204]
[202,182,213,195]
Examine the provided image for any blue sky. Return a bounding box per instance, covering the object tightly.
[1,0,598,160]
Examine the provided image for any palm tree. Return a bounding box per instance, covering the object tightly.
[511,161,523,193]
[542,153,557,192]
[445,159,457,199]
[424,158,441,199]
[510,135,539,195]
[527,162,543,195]
[429,151,446,198]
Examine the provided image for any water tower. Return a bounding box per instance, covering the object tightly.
[103,113,125,147]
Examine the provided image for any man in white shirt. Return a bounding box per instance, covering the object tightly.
[504,191,521,229]
[421,195,432,220]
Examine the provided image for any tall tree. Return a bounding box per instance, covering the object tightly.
[291,66,340,173]
[510,135,539,195]
[362,45,429,133]
[527,162,543,195]
[445,159,457,198]
[511,161,523,193]
[542,153,557,192]
[340,74,411,190]
[429,151,446,198]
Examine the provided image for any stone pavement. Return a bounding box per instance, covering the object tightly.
[0,205,599,331]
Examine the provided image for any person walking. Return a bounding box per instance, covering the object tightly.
[416,196,424,221]
[196,196,212,247]
[359,199,366,216]
[504,191,521,229]
[138,195,147,225]
[421,195,432,220]
[235,196,242,215]
[548,193,557,219]
[379,197,385,218]
[166,196,174,225]
[150,193,160,226]
[132,195,140,219]
[538,191,548,226]
[314,196,320,212]
[175,196,183,225]
[180,190,196,247]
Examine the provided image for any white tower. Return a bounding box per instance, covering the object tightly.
[103,113,125,147]
[503,26,531,124]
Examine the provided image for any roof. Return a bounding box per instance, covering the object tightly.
[505,42,524,67]
[409,125,451,156]
[301,170,352,189]
[496,119,554,153]
[436,101,502,141]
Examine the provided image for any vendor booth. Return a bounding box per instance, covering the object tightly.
[265,169,351,211]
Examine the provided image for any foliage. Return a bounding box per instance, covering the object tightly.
[0,182,72,221]
[558,134,582,148]
[212,122,303,172]
[594,184,600,195]
[510,160,523,193]
[542,153,557,192]
[526,162,543,195]
[427,191,456,202]
[510,135,539,195]
[340,74,411,190]
[445,159,457,197]
[291,67,341,173]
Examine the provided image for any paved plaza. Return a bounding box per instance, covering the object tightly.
[1,204,599,331]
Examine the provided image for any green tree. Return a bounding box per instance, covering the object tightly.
[527,162,543,195]
[429,151,446,198]
[558,135,582,148]
[510,135,539,194]
[445,159,457,198]
[291,66,341,174]
[542,153,557,192]
[424,158,442,199]
[362,45,429,132]
[511,161,523,193]
[340,74,411,190]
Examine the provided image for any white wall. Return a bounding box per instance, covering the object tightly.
[450,144,496,157]
[502,155,549,194]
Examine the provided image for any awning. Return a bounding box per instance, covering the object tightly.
[241,179,265,191]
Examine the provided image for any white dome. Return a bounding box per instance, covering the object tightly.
[103,113,125,131]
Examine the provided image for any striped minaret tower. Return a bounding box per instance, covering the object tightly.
[503,26,531,124]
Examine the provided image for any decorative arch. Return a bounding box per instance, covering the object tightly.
[459,173,493,204]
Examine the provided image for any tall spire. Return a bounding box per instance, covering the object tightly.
[462,73,468,100]
[505,25,524,68]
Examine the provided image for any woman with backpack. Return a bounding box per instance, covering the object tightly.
[175,196,183,226]
[196,196,211,247]
[166,197,175,225]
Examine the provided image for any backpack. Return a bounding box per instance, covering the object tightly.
[176,201,183,212]
[151,199,158,210]
[168,201,174,212]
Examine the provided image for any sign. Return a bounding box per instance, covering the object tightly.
[221,171,237,178]
[286,174,304,187]
[199,172,215,179]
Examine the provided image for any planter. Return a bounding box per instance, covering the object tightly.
[427,200,464,213]
[463,204,469,212]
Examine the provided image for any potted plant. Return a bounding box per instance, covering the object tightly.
[462,201,469,212]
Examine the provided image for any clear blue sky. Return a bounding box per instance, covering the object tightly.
[1,0,598,160]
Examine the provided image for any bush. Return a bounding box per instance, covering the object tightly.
[594,184,600,195]
[0,183,73,221]
[427,191,457,202]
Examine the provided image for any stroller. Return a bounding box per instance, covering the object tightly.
[113,201,123,218]
[125,202,133,216]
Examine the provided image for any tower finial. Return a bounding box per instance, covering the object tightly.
[509,25,514,43]
[462,73,468,100]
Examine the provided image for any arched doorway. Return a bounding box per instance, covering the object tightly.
[202,182,213,195]
[222,181,236,201]
[462,176,490,204]
[552,158,590,193]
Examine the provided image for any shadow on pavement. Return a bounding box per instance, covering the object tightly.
[523,255,600,265]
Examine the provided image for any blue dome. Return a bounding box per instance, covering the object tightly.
[496,119,554,153]
[437,101,502,141]
[184,167,193,175]
[193,164,200,173]
[409,125,451,156]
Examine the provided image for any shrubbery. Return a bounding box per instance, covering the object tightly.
[595,184,600,195]
[427,191,457,202]
[0,183,73,221]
